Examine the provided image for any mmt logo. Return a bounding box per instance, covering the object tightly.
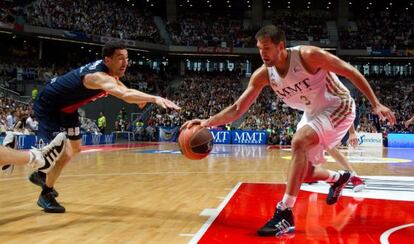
[210,131,231,144]
[233,131,266,144]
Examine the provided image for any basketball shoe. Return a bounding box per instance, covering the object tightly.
[37,191,65,213]
[350,176,365,192]
[257,203,295,236]
[29,171,59,197]
[326,170,351,205]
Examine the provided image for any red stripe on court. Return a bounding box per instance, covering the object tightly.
[197,183,414,243]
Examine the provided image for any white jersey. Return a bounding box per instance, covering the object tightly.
[267,46,353,119]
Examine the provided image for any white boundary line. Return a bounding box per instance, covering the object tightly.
[380,223,414,244]
[189,182,242,244]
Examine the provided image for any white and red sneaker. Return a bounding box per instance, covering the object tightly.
[351,176,365,192]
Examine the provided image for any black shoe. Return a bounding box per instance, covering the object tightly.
[37,192,65,213]
[326,170,352,205]
[257,207,295,236]
[29,171,59,197]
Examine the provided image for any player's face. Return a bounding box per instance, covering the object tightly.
[257,37,283,67]
[106,49,129,77]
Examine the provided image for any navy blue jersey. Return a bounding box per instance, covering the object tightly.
[39,60,109,113]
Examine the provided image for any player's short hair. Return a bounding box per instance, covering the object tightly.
[255,25,286,45]
[102,41,126,58]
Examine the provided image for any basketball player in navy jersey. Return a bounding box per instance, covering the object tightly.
[29,41,180,213]
[182,25,395,236]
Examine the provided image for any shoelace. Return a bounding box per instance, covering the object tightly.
[274,219,292,235]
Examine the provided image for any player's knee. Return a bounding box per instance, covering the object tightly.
[291,136,308,151]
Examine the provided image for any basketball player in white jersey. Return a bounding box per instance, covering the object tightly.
[181,25,395,236]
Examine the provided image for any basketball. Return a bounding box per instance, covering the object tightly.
[178,125,213,160]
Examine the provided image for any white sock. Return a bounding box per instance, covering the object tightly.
[278,194,296,210]
[27,151,35,165]
[326,170,340,183]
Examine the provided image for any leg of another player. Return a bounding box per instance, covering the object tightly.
[328,147,365,192]
[257,125,319,236]
[36,139,81,213]
[1,133,65,175]
[328,147,355,172]
[45,139,81,188]
[0,146,32,166]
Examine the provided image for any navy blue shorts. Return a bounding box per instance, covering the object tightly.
[33,98,81,143]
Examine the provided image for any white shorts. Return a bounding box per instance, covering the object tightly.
[296,100,356,165]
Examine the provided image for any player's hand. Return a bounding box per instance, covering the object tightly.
[181,119,209,130]
[372,103,396,125]
[348,131,358,148]
[154,96,181,110]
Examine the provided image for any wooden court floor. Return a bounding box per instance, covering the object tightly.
[1,143,413,243]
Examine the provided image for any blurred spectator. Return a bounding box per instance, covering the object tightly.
[31,86,38,100]
[97,112,106,134]
[115,108,128,132]
[26,113,38,134]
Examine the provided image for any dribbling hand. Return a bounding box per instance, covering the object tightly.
[181,119,209,130]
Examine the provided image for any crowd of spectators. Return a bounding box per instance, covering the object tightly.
[166,10,331,48]
[166,13,256,47]
[0,96,36,135]
[1,67,413,145]
[354,76,414,134]
[4,1,414,51]
[0,61,55,83]
[340,11,414,49]
[271,10,330,42]
[144,73,413,145]
[25,0,162,43]
[149,73,243,127]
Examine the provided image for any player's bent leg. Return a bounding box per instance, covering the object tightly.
[37,138,81,213]
[258,126,319,237]
[45,138,81,188]
[286,125,319,196]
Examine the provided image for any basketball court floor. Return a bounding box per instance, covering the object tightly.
[1,142,413,243]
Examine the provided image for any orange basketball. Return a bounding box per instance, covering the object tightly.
[178,125,213,160]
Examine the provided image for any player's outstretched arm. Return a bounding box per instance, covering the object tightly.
[301,46,396,125]
[84,72,180,110]
[181,67,268,130]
